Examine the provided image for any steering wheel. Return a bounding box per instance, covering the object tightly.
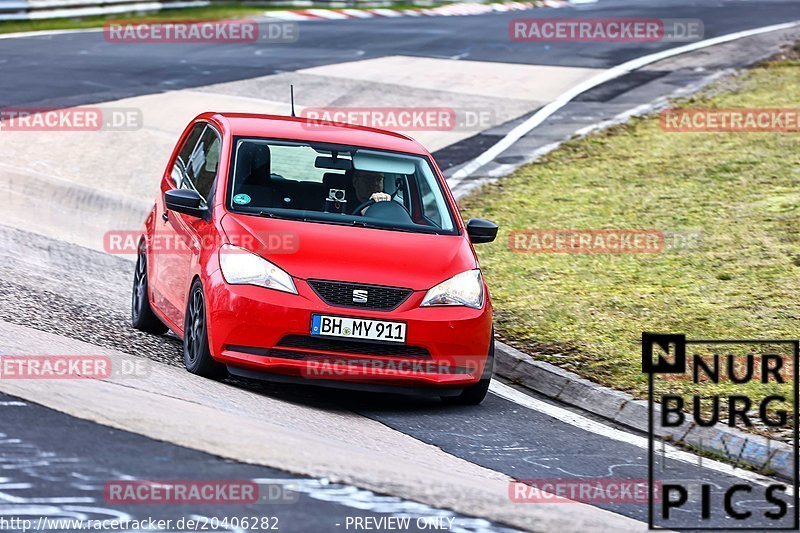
[352,180,409,216]
[352,199,376,215]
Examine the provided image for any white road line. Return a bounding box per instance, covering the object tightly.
[0,27,104,40]
[489,380,793,493]
[448,19,800,186]
[0,401,26,406]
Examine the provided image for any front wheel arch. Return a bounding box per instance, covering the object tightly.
[183,278,227,379]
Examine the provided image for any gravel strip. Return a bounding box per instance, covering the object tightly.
[0,224,183,367]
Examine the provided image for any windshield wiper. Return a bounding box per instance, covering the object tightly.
[257,210,302,221]
[255,210,440,234]
[257,210,346,225]
[350,219,426,233]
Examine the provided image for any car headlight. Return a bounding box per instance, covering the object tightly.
[421,269,484,309]
[219,244,297,295]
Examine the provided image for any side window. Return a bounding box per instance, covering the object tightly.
[416,172,443,228]
[191,129,221,200]
[171,123,221,204]
[173,124,204,189]
[387,174,410,211]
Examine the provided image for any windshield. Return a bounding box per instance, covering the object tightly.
[227,138,457,235]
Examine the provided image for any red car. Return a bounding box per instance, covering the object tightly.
[131,112,498,404]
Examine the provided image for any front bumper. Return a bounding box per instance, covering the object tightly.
[204,270,493,390]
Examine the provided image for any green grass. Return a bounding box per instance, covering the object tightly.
[460,56,800,410]
[0,1,441,35]
[0,3,268,34]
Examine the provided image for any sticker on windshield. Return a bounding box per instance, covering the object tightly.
[233,193,251,205]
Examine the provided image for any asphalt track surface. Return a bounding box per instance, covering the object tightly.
[0,0,798,111]
[2,0,800,531]
[0,390,522,533]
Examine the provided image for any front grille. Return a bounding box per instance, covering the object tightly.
[277,335,430,358]
[307,279,412,311]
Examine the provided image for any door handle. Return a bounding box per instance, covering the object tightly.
[162,212,169,222]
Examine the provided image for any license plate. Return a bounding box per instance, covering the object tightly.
[311,314,406,344]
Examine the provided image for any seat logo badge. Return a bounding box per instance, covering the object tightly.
[352,289,368,303]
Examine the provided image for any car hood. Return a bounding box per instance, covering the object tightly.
[220,213,476,291]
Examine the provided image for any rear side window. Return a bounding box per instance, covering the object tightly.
[172,124,203,188]
[269,144,336,183]
[171,123,221,204]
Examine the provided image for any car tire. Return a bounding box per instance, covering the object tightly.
[183,279,228,380]
[131,247,168,335]
[442,330,494,406]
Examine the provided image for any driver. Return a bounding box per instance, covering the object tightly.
[352,170,390,214]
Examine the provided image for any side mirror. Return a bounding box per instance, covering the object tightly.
[165,189,205,218]
[466,218,498,244]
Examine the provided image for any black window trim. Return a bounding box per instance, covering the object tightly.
[224,135,462,236]
[172,121,223,209]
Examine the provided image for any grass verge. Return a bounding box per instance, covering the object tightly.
[0,1,439,35]
[460,51,800,415]
[0,4,267,34]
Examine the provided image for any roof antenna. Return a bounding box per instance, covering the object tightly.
[290,84,296,117]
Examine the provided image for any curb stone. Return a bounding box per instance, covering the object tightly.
[494,341,795,480]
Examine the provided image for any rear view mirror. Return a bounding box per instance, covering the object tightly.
[315,156,352,170]
[466,218,498,244]
[353,150,416,175]
[165,189,205,218]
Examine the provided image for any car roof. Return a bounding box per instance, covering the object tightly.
[200,112,429,156]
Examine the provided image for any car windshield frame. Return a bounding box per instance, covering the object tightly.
[224,136,460,236]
